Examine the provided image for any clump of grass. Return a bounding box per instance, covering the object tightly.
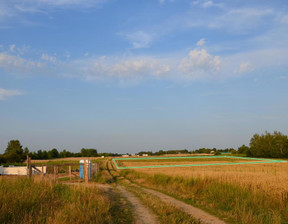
[121,170,288,224]
[0,177,111,224]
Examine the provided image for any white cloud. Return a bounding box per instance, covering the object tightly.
[0,52,43,73]
[196,38,206,46]
[122,31,154,49]
[202,1,223,8]
[235,62,253,74]
[212,8,275,33]
[0,88,24,100]
[193,0,223,9]
[9,44,16,52]
[179,49,221,76]
[78,57,171,81]
[41,53,56,64]
[0,0,108,25]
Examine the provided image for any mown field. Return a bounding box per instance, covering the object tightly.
[118,157,288,224]
[115,156,261,168]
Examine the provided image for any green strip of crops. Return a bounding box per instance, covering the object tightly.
[113,156,286,169]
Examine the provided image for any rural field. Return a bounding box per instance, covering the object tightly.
[1,155,288,224]
[116,156,288,224]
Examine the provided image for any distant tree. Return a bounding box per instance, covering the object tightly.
[238,145,249,154]
[138,151,152,156]
[42,150,48,159]
[249,131,288,158]
[37,150,43,159]
[4,140,24,163]
[81,148,98,157]
[0,154,6,164]
[24,147,29,155]
[22,147,29,160]
[214,151,221,155]
[48,148,59,159]
[154,150,165,155]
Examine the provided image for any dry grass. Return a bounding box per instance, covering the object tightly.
[119,159,288,224]
[139,162,288,200]
[0,176,112,224]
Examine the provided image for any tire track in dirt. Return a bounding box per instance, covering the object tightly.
[109,161,226,224]
[105,161,159,224]
[116,185,159,224]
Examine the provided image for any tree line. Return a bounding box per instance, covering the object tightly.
[0,140,120,164]
[138,131,288,158]
[1,131,287,164]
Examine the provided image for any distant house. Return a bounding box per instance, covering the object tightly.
[142,154,148,157]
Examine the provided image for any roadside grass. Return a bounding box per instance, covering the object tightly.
[108,187,134,224]
[0,176,111,224]
[123,183,201,224]
[120,170,288,224]
[93,160,117,184]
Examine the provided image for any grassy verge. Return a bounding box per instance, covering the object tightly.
[93,160,116,183]
[120,170,288,224]
[108,187,134,224]
[0,177,111,224]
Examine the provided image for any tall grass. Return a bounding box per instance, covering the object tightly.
[121,170,288,224]
[0,177,111,224]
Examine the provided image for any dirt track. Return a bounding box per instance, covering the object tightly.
[142,187,226,224]
[117,185,159,224]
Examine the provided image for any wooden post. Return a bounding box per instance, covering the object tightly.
[41,166,44,179]
[69,165,72,181]
[27,156,32,177]
[29,157,32,176]
[54,166,58,182]
[27,155,30,177]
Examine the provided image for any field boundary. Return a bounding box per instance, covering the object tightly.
[112,156,286,169]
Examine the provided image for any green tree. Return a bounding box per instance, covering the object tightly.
[4,140,24,163]
[80,148,98,157]
[238,145,250,154]
[249,131,288,158]
[48,148,59,159]
[0,154,6,164]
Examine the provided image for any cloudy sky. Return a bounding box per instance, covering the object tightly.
[0,0,287,153]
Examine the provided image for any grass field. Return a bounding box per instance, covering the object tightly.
[113,155,285,169]
[118,156,288,224]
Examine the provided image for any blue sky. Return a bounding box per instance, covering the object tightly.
[0,0,287,153]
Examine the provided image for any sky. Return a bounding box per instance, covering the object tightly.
[0,0,288,154]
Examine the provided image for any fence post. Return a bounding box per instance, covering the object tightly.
[54,166,58,182]
[69,165,72,181]
[41,166,44,179]
[26,155,30,177]
[27,156,32,177]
